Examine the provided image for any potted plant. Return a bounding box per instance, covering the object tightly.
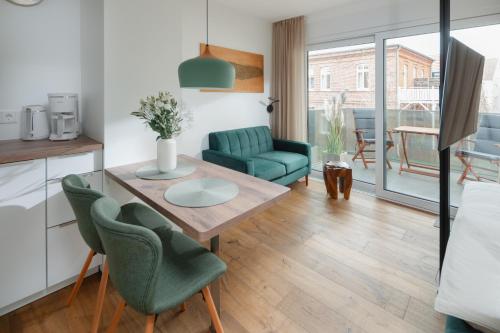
[322,91,347,164]
[131,91,183,172]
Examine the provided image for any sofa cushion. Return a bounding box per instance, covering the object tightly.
[252,158,286,181]
[208,126,274,158]
[256,151,309,173]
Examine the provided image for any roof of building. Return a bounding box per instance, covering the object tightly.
[309,44,435,63]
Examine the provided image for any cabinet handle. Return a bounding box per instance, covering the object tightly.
[57,220,78,228]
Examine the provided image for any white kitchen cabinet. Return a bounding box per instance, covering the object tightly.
[47,171,103,228]
[47,221,102,287]
[47,150,102,180]
[0,159,46,309]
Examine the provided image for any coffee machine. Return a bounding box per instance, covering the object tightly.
[48,93,79,141]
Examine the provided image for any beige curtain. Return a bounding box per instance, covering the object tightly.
[271,16,306,141]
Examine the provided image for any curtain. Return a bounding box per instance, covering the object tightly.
[271,16,306,141]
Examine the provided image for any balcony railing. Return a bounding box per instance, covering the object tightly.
[308,107,499,178]
[398,87,439,110]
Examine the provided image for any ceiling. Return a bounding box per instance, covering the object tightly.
[215,0,356,22]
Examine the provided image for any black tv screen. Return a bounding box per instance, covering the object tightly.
[438,37,485,151]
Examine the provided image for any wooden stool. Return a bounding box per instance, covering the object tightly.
[323,164,352,200]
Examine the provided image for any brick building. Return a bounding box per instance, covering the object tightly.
[307,45,436,158]
[308,45,435,111]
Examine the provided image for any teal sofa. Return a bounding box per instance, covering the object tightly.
[202,126,311,186]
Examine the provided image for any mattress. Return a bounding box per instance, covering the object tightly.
[435,182,500,332]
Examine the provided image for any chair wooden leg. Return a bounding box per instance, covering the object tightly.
[457,155,473,184]
[66,249,95,306]
[106,298,127,333]
[360,150,368,169]
[202,286,224,333]
[386,143,393,169]
[352,142,362,162]
[144,314,157,333]
[91,261,109,333]
[180,302,187,312]
[305,175,309,186]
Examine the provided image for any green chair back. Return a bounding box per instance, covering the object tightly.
[91,197,163,314]
[62,174,105,254]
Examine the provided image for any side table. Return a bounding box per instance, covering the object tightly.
[323,163,352,200]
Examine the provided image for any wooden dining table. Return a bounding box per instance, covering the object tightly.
[392,126,440,177]
[105,154,290,330]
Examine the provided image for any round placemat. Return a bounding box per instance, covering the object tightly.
[164,178,239,208]
[135,161,196,180]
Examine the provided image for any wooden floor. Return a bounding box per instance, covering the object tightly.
[0,180,445,333]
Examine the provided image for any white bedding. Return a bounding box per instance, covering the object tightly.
[435,182,500,332]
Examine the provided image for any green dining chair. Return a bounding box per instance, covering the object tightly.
[90,197,227,333]
[62,174,172,333]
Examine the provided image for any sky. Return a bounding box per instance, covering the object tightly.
[310,24,500,61]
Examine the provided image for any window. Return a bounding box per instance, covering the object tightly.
[418,69,424,78]
[309,68,315,89]
[356,64,369,90]
[403,64,408,88]
[413,66,417,80]
[320,67,331,90]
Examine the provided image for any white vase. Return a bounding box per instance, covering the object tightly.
[157,138,177,172]
[323,151,347,164]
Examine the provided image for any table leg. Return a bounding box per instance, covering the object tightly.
[210,236,221,333]
[332,176,338,200]
[344,172,353,200]
[402,133,410,168]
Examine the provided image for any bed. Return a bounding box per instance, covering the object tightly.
[435,182,500,333]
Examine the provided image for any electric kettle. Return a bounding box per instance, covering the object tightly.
[21,105,50,141]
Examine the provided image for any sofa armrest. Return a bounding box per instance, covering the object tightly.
[273,139,312,172]
[202,150,255,175]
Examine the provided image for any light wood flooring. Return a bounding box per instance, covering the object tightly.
[0,179,445,333]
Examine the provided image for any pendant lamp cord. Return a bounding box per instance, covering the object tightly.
[206,0,209,46]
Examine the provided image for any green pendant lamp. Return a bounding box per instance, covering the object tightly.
[178,0,235,89]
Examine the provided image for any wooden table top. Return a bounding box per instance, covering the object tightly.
[0,136,103,165]
[392,126,440,136]
[105,155,291,241]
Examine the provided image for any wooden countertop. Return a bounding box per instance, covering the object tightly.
[0,136,103,164]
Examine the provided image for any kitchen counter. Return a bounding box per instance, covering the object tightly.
[0,136,103,164]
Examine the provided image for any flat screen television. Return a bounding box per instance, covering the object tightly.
[438,37,485,151]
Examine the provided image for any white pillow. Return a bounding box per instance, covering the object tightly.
[435,182,500,333]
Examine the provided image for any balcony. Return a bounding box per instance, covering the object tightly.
[308,108,500,207]
[398,87,439,110]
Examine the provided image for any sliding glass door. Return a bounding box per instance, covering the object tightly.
[307,19,500,212]
[376,28,442,210]
[375,22,500,210]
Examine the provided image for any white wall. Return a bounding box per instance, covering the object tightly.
[102,0,272,202]
[306,0,500,45]
[178,0,272,158]
[81,0,104,142]
[102,0,272,167]
[0,0,81,140]
[103,0,182,169]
